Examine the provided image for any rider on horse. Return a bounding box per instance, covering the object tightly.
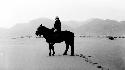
[54,16,61,32]
[36,16,74,56]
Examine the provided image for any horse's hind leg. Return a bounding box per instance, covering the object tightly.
[70,38,74,56]
[63,42,69,55]
[70,42,74,56]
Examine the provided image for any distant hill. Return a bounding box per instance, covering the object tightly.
[1,18,125,38]
[7,18,74,37]
[0,28,8,33]
[75,18,125,36]
[62,20,84,28]
[0,28,8,38]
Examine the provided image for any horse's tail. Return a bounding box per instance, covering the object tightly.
[70,32,74,56]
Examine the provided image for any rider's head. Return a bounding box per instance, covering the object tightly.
[55,16,59,20]
[40,24,42,27]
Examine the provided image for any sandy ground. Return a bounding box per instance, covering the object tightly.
[0,36,125,70]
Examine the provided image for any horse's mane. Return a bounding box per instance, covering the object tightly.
[37,25,54,33]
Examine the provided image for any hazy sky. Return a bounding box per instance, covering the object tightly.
[0,0,125,28]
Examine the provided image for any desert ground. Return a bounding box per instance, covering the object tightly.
[0,36,125,70]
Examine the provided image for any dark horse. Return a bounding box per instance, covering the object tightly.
[35,24,74,56]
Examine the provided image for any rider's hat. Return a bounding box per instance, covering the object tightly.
[55,16,59,20]
[40,24,42,27]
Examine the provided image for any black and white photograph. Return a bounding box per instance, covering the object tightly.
[0,0,125,70]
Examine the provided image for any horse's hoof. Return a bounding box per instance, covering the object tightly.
[52,54,55,56]
[51,52,55,56]
[49,53,51,56]
[70,54,74,56]
[63,53,67,55]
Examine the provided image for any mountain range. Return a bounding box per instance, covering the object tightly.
[75,18,125,36]
[1,18,125,38]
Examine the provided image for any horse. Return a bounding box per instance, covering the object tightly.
[35,24,74,56]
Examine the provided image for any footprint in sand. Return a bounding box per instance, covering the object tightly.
[74,54,110,70]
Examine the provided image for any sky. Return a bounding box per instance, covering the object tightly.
[0,0,125,28]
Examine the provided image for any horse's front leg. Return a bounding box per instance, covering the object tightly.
[49,43,55,56]
[51,43,55,56]
[49,43,52,56]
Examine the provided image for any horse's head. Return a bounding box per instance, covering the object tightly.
[35,30,40,36]
[35,24,48,37]
[36,24,43,36]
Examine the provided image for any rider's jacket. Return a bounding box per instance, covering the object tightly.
[54,19,61,32]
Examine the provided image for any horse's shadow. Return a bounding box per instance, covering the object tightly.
[36,24,74,56]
